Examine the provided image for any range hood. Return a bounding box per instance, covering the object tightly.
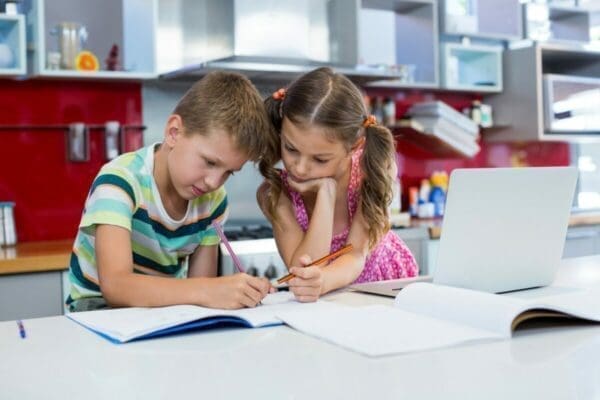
[155,0,402,83]
[159,55,403,83]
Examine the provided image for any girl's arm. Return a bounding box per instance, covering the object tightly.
[287,205,370,299]
[95,224,271,309]
[257,180,335,269]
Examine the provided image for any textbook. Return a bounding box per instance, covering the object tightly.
[68,291,299,343]
[276,283,600,357]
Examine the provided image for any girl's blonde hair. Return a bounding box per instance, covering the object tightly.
[258,67,396,248]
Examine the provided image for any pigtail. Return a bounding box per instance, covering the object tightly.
[257,90,286,222]
[360,123,396,248]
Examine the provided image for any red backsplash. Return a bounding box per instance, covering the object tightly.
[366,89,571,208]
[0,83,570,242]
[0,79,142,242]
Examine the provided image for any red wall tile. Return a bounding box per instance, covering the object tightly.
[0,79,142,242]
[365,89,571,209]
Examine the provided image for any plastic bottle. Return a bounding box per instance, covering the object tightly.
[389,178,402,216]
[471,100,482,126]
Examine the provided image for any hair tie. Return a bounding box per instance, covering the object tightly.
[272,88,286,101]
[362,115,377,128]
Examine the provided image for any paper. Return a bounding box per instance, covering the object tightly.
[277,283,600,357]
[278,303,503,357]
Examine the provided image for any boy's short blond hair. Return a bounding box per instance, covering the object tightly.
[173,71,274,162]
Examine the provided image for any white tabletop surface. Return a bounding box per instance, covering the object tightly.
[2,256,600,400]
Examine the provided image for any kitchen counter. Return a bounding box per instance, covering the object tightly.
[3,210,600,275]
[2,255,600,399]
[0,240,72,275]
[409,211,600,240]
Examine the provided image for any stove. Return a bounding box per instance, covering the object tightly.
[218,224,287,280]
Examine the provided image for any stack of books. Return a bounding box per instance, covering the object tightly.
[407,101,480,157]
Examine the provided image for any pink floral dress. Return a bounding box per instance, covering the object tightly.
[281,149,418,283]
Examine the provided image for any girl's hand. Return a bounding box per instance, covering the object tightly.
[204,274,272,309]
[287,176,336,195]
[288,255,323,302]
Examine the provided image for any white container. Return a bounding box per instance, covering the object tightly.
[1,202,17,246]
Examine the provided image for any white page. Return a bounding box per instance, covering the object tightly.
[68,291,302,342]
[277,303,504,357]
[394,283,526,337]
[522,287,600,321]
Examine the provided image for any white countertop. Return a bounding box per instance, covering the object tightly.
[2,256,600,399]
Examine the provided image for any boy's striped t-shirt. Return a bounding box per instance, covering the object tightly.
[67,143,228,304]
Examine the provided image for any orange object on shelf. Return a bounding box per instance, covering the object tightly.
[75,50,99,71]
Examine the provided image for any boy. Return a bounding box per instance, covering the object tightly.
[67,71,276,311]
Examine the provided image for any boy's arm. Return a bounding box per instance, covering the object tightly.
[188,245,218,278]
[95,224,270,308]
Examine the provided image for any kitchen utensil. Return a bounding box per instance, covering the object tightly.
[50,22,88,69]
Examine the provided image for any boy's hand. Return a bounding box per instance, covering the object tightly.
[287,176,336,195]
[205,274,272,309]
[288,255,323,302]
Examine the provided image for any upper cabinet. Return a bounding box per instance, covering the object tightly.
[25,0,157,80]
[486,42,600,142]
[0,13,26,77]
[440,0,522,41]
[360,0,439,88]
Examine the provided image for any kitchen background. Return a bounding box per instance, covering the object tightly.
[1,0,594,242]
[1,0,600,320]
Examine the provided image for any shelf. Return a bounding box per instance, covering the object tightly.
[0,14,26,76]
[359,0,439,87]
[441,43,503,92]
[440,0,522,41]
[390,119,479,158]
[524,2,593,43]
[25,0,157,80]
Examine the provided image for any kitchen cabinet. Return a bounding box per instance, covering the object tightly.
[0,271,64,321]
[440,42,503,92]
[439,0,522,41]
[524,2,594,44]
[0,13,25,76]
[25,0,157,80]
[563,225,600,258]
[393,226,430,273]
[361,0,439,89]
[486,42,600,142]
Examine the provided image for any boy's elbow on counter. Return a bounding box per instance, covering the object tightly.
[99,277,133,308]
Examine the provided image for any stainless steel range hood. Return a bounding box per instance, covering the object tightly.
[156,0,401,83]
[159,55,403,83]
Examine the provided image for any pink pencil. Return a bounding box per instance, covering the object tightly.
[211,221,246,273]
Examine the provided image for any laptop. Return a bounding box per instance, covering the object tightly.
[351,166,578,296]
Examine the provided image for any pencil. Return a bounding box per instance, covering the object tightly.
[211,221,246,273]
[276,244,354,284]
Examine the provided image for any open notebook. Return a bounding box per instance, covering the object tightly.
[276,283,600,357]
[67,291,298,343]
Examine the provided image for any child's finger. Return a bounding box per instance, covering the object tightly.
[242,285,264,307]
[297,254,313,267]
[249,277,272,296]
[291,285,320,297]
[290,266,319,279]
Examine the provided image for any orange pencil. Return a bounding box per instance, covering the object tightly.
[276,244,354,284]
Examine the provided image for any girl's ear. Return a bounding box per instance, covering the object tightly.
[164,115,184,147]
[351,135,366,151]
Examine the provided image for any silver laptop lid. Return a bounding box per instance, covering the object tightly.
[433,167,578,293]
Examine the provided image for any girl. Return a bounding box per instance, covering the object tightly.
[258,67,418,302]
